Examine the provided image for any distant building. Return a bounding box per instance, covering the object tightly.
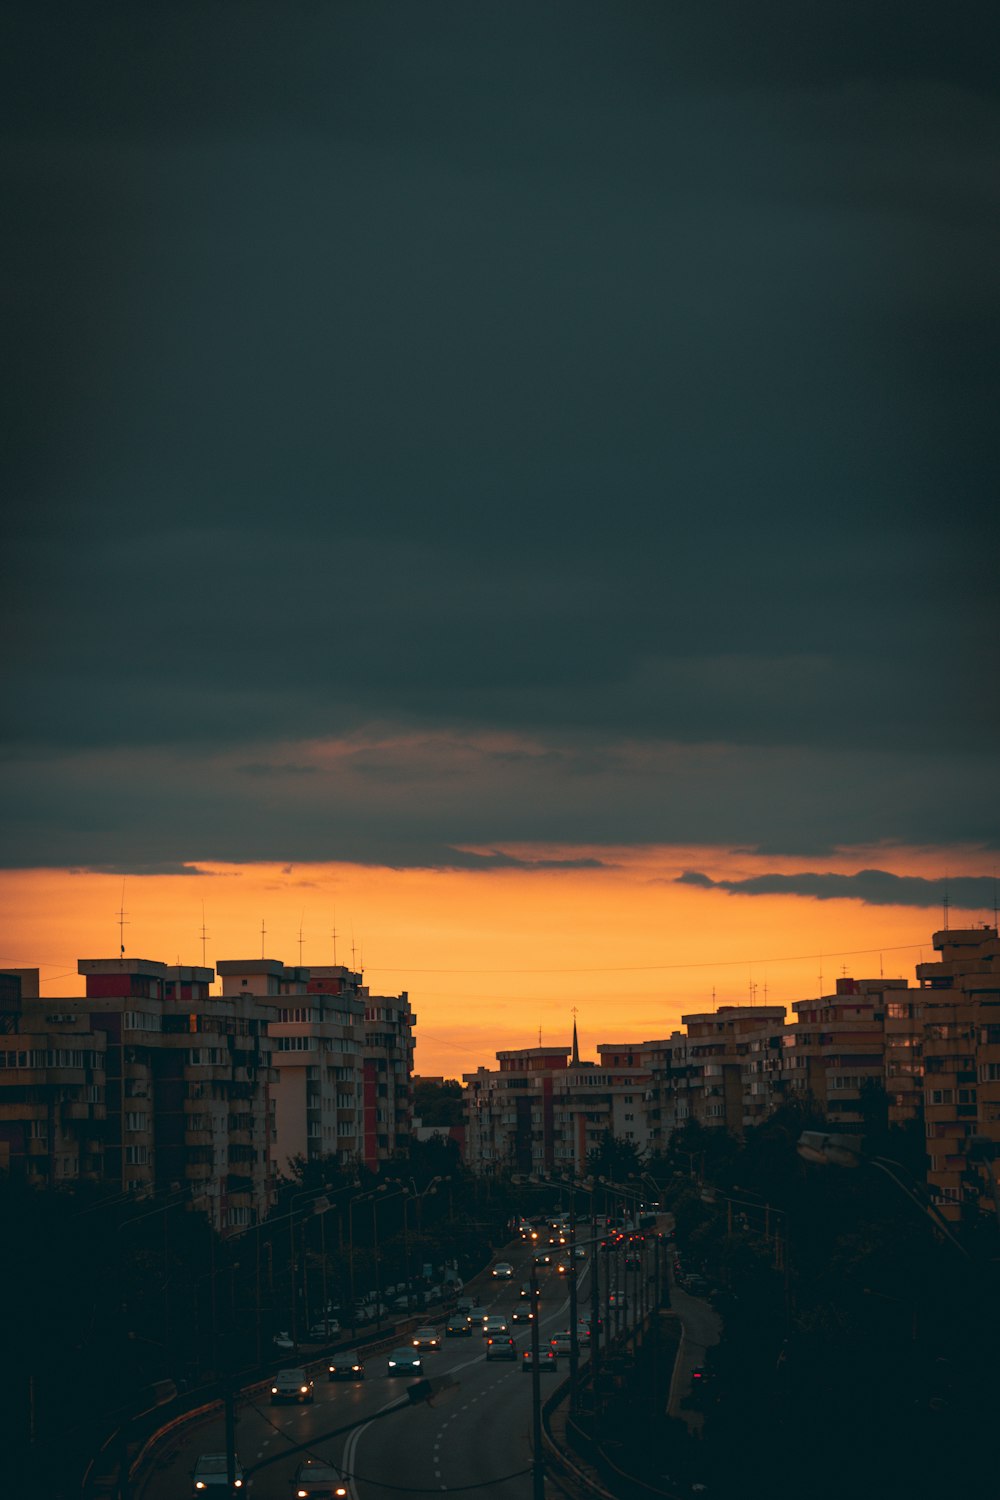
[216,959,415,1174]
[0,956,277,1234]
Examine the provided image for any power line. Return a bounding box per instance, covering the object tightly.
[362,940,927,976]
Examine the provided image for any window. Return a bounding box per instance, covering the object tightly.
[125,1112,148,1132]
[929,1089,954,1106]
[124,1145,149,1165]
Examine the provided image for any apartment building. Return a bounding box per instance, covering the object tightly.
[217,960,366,1171]
[464,1046,571,1174]
[680,1005,789,1134]
[915,926,1000,1220]
[0,969,108,1184]
[0,957,277,1233]
[363,989,416,1166]
[217,960,415,1174]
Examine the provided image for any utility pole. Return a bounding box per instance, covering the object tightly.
[530,1263,544,1500]
[568,1184,579,1411]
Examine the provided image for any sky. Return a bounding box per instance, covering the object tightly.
[2,2,998,1077]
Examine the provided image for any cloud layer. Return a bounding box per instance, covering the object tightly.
[677,868,997,910]
[2,2,997,869]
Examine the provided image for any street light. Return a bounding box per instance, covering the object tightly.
[796,1131,971,1260]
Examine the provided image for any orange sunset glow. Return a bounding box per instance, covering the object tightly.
[2,844,992,1078]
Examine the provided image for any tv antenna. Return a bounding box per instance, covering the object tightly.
[200,902,210,967]
[943,877,950,931]
[298,912,305,966]
[331,908,338,966]
[260,918,267,960]
[117,879,129,958]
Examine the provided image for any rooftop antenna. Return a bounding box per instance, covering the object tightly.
[331,908,338,967]
[879,953,884,979]
[260,917,267,960]
[993,871,998,932]
[200,902,210,967]
[943,876,949,931]
[818,959,824,997]
[117,878,129,958]
[538,1024,542,1046]
[571,1006,580,1066]
[350,928,357,973]
[763,977,768,1004]
[298,911,305,967]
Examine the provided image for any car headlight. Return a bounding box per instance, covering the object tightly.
[300,1385,309,1393]
[270,1387,278,1394]
[234,1483,243,1490]
[195,1484,206,1491]
[388,1360,396,1367]
[337,1490,348,1497]
[297,1490,308,1497]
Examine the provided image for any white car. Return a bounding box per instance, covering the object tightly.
[491,1261,514,1279]
[193,1453,244,1492]
[308,1318,341,1340]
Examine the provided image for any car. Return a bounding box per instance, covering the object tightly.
[386,1347,423,1376]
[292,1458,350,1498]
[518,1282,532,1299]
[412,1327,441,1351]
[486,1335,518,1361]
[575,1322,592,1345]
[532,1250,552,1267]
[270,1368,315,1404]
[445,1315,472,1337]
[328,1350,365,1381]
[469,1305,490,1327]
[522,1348,558,1372]
[549,1331,574,1355]
[555,1259,572,1276]
[510,1305,534,1323]
[491,1261,514,1279]
[455,1296,474,1314]
[608,1292,628,1310]
[573,1244,588,1260]
[484,1315,509,1336]
[308,1318,342,1340]
[193,1452,244,1492]
[272,1330,295,1351]
[624,1254,642,1270]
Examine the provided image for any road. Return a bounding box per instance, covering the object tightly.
[135,1230,647,1499]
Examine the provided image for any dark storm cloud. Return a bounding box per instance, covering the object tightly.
[2,1,998,866]
[677,869,997,911]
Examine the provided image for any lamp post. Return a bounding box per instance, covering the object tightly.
[796,1131,970,1260]
[529,1261,544,1500]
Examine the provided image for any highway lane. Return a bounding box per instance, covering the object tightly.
[135,1233,636,1499]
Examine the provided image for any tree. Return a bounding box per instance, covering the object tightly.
[586,1130,644,1182]
[412,1079,464,1127]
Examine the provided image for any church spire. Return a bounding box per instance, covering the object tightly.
[571,1007,580,1066]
